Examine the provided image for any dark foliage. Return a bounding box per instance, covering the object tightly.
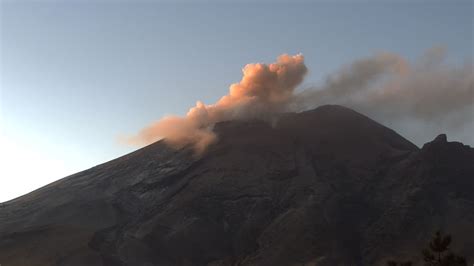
[387,230,466,266]
[422,231,467,266]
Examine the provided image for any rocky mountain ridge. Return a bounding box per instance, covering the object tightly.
[0,105,472,266]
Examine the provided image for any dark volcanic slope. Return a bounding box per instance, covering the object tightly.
[0,105,473,266]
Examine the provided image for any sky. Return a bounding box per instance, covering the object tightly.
[0,0,473,202]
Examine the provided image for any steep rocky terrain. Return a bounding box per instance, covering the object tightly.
[0,105,472,266]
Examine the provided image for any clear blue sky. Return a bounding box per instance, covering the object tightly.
[1,0,472,202]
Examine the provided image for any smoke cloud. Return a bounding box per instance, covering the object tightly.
[294,47,473,144]
[129,48,473,151]
[127,54,307,152]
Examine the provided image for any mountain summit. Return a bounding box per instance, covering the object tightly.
[1,105,472,266]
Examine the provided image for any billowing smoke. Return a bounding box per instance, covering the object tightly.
[127,54,307,152]
[129,48,473,151]
[294,47,473,145]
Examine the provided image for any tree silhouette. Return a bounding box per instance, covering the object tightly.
[422,230,466,266]
[386,230,466,266]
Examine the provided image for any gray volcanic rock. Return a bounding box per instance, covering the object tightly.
[0,105,472,266]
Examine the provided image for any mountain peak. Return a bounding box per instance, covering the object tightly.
[1,105,472,266]
[433,133,448,143]
[207,105,419,170]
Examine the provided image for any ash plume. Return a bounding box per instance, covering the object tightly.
[127,54,307,152]
[294,47,473,145]
[129,48,473,151]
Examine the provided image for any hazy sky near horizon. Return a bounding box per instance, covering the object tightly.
[0,0,473,202]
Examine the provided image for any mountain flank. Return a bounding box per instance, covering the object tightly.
[0,105,472,266]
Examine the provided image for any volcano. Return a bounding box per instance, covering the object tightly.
[0,105,473,266]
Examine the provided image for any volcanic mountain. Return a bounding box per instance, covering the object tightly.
[0,105,473,266]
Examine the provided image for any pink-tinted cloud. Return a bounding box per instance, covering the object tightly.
[127,54,307,152]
